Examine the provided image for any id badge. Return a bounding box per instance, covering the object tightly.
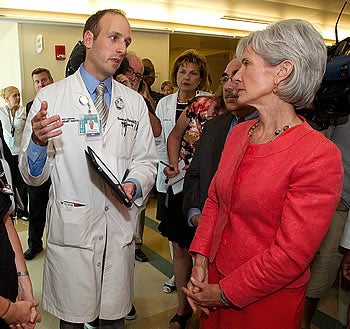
[8,136,14,148]
[79,114,102,138]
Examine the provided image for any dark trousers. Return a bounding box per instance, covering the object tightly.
[60,318,124,329]
[12,155,28,217]
[27,179,50,251]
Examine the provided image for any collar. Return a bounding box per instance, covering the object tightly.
[79,63,112,97]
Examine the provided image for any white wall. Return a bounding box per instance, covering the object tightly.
[0,22,22,106]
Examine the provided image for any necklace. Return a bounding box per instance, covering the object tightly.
[177,93,195,104]
[248,121,293,142]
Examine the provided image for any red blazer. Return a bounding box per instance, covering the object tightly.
[190,117,343,308]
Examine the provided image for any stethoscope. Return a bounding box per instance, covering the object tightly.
[79,95,125,111]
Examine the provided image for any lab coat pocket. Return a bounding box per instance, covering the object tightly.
[116,128,137,159]
[47,200,92,249]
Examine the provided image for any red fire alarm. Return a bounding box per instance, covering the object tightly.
[55,45,66,60]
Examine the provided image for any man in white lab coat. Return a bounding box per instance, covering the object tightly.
[19,9,157,329]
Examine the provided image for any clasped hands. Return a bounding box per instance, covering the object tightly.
[182,256,223,315]
[6,300,41,329]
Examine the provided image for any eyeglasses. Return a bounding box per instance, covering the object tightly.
[219,74,236,85]
[125,66,143,81]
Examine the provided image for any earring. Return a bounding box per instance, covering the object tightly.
[273,82,278,94]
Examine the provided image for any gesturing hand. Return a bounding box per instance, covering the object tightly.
[31,101,63,146]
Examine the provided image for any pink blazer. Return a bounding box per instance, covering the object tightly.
[190,117,343,308]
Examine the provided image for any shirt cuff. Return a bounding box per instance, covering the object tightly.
[187,208,201,227]
[27,138,48,176]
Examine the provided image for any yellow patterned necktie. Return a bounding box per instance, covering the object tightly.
[94,83,108,129]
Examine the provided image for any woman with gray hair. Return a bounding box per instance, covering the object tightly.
[183,19,343,328]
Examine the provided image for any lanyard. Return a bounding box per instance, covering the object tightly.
[7,107,15,137]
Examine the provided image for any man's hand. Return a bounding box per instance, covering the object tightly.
[31,101,63,146]
[190,214,201,227]
[121,182,136,201]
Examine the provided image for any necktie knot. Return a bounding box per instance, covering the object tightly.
[96,83,106,97]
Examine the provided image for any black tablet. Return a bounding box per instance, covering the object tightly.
[85,146,132,208]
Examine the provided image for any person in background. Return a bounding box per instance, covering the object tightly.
[0,86,28,221]
[23,68,54,261]
[115,53,161,138]
[182,58,257,229]
[142,58,164,106]
[0,121,41,329]
[318,114,350,329]
[301,113,350,329]
[183,19,343,329]
[112,51,162,324]
[19,9,157,329]
[161,81,175,96]
[65,41,85,78]
[155,48,211,329]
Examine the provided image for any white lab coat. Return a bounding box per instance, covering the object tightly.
[19,70,158,323]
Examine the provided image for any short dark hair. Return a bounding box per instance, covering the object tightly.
[31,68,53,81]
[83,9,126,40]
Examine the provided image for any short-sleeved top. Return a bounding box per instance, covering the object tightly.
[180,95,217,164]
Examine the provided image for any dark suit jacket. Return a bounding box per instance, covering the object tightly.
[0,121,15,182]
[182,111,233,216]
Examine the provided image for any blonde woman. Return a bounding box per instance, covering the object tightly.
[0,87,28,220]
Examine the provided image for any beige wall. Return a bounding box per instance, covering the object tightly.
[128,31,170,92]
[0,19,235,106]
[19,23,83,105]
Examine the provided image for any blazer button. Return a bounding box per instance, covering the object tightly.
[222,239,227,246]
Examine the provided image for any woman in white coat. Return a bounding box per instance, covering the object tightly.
[19,9,157,329]
[0,86,28,220]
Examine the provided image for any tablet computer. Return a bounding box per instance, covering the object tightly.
[85,146,132,208]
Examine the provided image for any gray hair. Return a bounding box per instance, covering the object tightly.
[236,19,327,109]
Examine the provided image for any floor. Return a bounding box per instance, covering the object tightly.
[14,195,348,329]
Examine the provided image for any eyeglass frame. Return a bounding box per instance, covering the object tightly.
[219,73,237,85]
[124,66,143,81]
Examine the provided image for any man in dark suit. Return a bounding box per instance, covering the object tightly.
[183,58,257,227]
[24,68,53,260]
